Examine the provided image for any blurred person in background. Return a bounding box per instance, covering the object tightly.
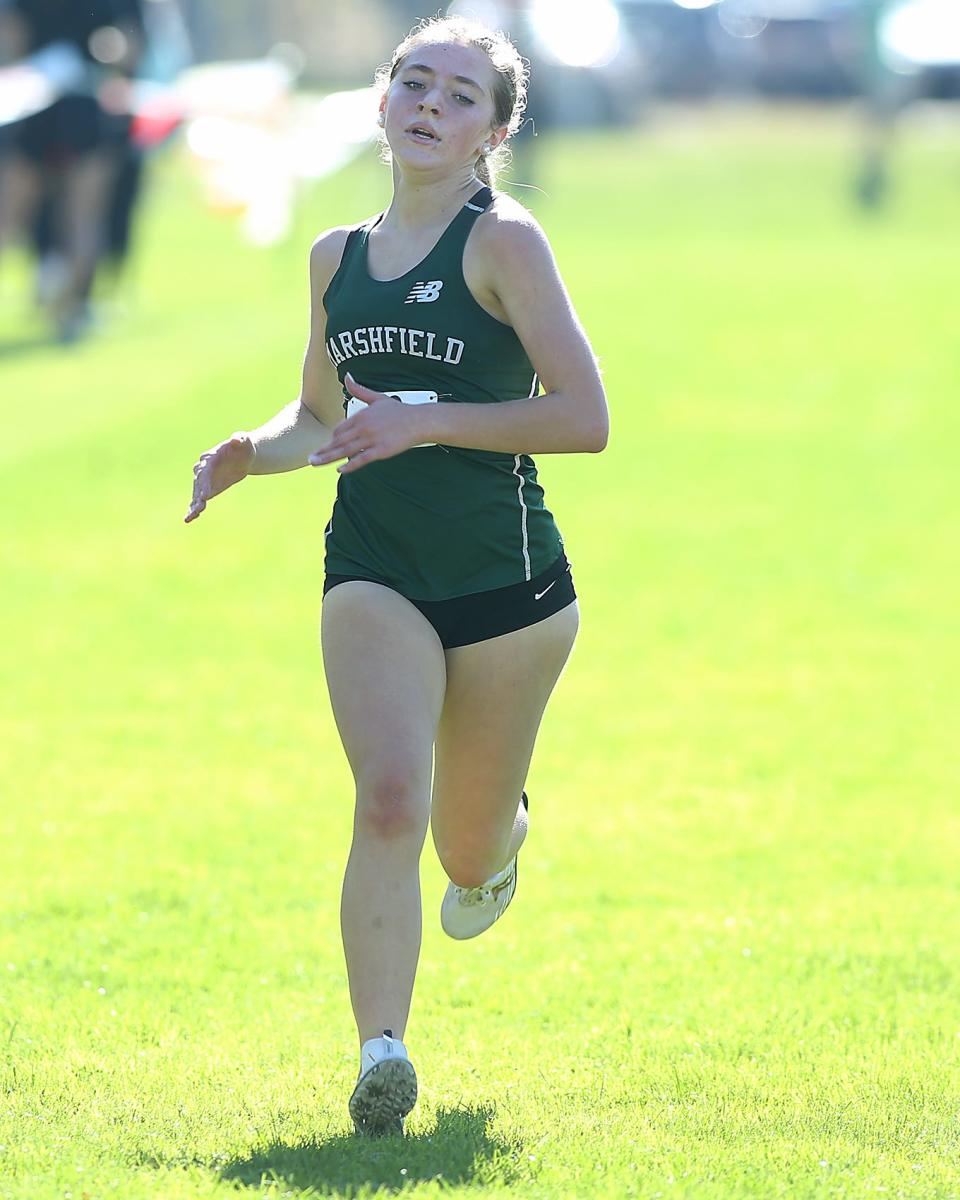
[186,14,607,1138]
[95,0,189,291]
[850,0,960,208]
[855,0,906,207]
[0,0,143,339]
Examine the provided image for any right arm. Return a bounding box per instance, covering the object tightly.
[184,227,351,523]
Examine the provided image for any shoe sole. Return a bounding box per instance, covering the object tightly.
[349,1057,417,1137]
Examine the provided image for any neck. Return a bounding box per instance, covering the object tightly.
[383,163,485,233]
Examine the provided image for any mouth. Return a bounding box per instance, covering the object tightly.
[406,124,439,143]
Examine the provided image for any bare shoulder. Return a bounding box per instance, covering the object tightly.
[470,194,554,266]
[308,223,365,296]
[463,195,560,322]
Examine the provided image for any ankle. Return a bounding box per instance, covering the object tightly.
[359,1029,409,1070]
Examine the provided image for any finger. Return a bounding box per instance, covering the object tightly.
[336,448,377,474]
[310,439,359,465]
[187,463,213,517]
[193,466,210,502]
[193,449,216,476]
[337,408,373,433]
[343,372,382,403]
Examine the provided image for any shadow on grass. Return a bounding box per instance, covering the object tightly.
[219,1103,522,1196]
[0,333,55,359]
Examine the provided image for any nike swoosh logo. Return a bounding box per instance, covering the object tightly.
[534,580,557,601]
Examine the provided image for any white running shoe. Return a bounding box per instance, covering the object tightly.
[349,1029,417,1137]
[441,857,518,940]
[440,793,528,941]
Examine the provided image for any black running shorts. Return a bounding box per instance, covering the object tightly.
[14,96,105,165]
[323,553,576,650]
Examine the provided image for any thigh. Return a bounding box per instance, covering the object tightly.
[321,581,446,795]
[60,152,112,243]
[0,155,39,241]
[431,601,579,853]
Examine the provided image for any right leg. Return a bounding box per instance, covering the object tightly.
[321,582,446,1048]
[0,155,40,251]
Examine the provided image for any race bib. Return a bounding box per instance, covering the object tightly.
[345,388,439,448]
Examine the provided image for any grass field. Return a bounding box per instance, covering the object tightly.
[1,106,959,1199]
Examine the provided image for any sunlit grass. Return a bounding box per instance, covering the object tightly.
[1,106,958,1199]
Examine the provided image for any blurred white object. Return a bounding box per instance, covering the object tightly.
[27,41,88,92]
[880,0,960,68]
[718,0,769,38]
[0,40,88,126]
[177,59,295,120]
[530,0,622,68]
[293,88,380,178]
[180,61,379,246]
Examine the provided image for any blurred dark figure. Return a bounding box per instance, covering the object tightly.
[855,0,916,209]
[0,0,143,339]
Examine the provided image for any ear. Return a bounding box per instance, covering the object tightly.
[484,125,509,154]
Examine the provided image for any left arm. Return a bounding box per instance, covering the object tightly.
[310,207,608,474]
[429,211,608,454]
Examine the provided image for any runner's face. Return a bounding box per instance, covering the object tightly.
[383,42,506,174]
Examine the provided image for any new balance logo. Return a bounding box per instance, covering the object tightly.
[404,280,444,304]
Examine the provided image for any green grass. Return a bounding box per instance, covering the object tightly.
[1,106,959,1198]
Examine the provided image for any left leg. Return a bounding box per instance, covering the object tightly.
[431,601,579,889]
[57,150,113,331]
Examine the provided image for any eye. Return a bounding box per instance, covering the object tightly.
[454,93,475,105]
[403,79,425,90]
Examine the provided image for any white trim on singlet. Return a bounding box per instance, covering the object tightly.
[513,455,531,581]
[511,370,540,582]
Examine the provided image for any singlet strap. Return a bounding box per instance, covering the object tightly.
[342,227,363,257]
[343,215,379,259]
[464,186,494,214]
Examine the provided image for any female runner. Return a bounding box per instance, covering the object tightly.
[186,16,608,1137]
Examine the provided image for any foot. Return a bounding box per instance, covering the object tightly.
[441,793,527,941]
[53,299,94,344]
[349,1030,417,1137]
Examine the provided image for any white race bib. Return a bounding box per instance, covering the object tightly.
[345,388,439,448]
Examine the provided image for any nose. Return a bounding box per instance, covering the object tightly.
[417,91,441,115]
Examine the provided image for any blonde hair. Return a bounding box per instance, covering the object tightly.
[375,15,528,187]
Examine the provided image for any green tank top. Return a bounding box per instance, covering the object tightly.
[321,186,564,601]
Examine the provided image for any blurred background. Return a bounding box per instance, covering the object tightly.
[1,10,959,1191]
[0,0,958,341]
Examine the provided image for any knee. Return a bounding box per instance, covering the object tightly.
[354,773,429,843]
